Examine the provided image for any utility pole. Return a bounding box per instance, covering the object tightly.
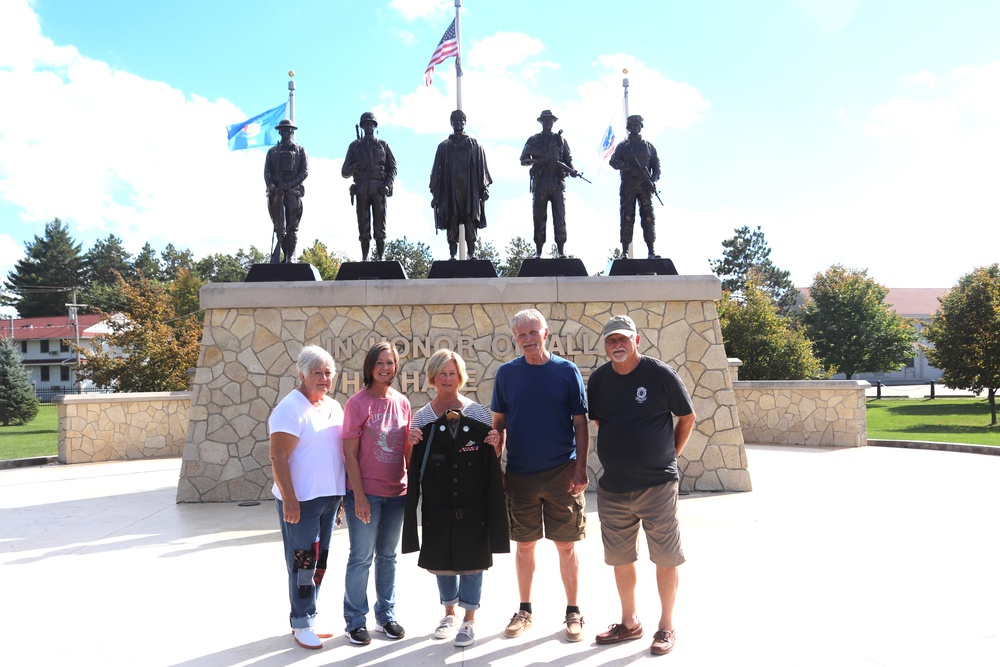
[66,289,86,393]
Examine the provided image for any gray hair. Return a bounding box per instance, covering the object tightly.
[510,308,547,334]
[296,345,335,377]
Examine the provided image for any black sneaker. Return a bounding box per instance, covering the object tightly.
[377,620,405,639]
[348,626,371,645]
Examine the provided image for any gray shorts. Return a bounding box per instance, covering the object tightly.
[597,480,685,568]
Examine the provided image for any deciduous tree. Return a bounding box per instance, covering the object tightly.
[719,273,827,380]
[710,225,797,312]
[299,240,349,280]
[925,264,1000,425]
[0,337,39,426]
[74,273,201,392]
[800,265,917,379]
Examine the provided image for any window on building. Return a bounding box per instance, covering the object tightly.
[60,340,70,352]
[41,366,50,382]
[40,339,50,353]
[60,365,70,382]
[21,340,27,353]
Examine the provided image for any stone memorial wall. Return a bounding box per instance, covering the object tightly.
[177,275,752,502]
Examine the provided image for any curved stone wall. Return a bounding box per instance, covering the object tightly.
[177,275,752,502]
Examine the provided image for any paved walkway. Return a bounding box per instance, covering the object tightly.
[2,444,999,666]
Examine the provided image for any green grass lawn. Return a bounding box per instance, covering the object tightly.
[0,405,59,459]
[867,398,1000,446]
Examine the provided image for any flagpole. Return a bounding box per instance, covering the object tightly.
[454,0,463,110]
[623,69,629,118]
[288,70,296,124]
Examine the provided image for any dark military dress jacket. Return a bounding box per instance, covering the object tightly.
[402,412,509,572]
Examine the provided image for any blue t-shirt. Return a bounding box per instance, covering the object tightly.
[491,354,587,475]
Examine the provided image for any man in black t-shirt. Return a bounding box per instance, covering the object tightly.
[587,314,696,657]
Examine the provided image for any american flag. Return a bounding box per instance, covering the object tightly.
[424,18,458,86]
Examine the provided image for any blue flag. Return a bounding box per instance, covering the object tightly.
[226,102,287,151]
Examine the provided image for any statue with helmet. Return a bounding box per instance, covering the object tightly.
[264,118,309,263]
[342,111,397,261]
[608,114,662,259]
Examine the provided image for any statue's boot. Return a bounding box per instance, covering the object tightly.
[467,239,476,260]
[557,244,567,259]
[647,243,659,259]
[535,243,543,259]
[375,239,385,261]
[361,240,370,262]
[621,244,630,260]
[449,242,458,260]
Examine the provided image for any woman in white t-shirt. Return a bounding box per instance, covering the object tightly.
[268,345,346,650]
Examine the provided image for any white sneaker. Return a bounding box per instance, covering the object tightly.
[434,614,457,639]
[454,621,476,647]
[292,627,323,649]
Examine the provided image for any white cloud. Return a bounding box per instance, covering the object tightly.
[389,0,451,22]
[904,70,939,88]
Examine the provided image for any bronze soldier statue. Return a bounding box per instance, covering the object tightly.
[609,114,661,259]
[264,119,308,263]
[429,110,492,260]
[342,112,397,261]
[520,110,576,259]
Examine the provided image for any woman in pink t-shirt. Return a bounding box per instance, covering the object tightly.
[342,341,412,645]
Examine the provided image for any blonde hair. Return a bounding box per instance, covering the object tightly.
[425,349,468,390]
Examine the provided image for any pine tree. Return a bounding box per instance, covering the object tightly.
[497,236,535,277]
[710,225,798,313]
[0,337,40,426]
[385,237,434,279]
[3,219,85,317]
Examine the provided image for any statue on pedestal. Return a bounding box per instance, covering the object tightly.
[264,119,308,263]
[429,110,492,260]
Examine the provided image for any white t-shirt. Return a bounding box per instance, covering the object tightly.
[268,389,347,502]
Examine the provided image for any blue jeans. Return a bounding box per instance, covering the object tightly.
[343,491,405,631]
[437,572,484,611]
[275,495,342,629]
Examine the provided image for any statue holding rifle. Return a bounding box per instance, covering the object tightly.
[609,114,662,259]
[519,110,589,259]
[264,119,308,264]
[342,111,397,261]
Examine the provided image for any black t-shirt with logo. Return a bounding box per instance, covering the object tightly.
[587,356,694,493]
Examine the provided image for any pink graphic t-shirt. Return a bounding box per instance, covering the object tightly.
[342,388,411,497]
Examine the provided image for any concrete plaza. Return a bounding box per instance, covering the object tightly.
[2,444,998,666]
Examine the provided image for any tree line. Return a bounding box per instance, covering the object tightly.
[2,219,996,426]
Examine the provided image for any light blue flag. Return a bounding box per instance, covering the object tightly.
[226,102,287,151]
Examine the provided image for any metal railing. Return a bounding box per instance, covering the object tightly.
[34,386,112,404]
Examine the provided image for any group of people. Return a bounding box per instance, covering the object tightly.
[268,308,695,657]
[265,110,663,264]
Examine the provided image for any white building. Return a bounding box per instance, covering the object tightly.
[1,314,112,396]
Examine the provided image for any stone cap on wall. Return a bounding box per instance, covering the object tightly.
[734,380,871,390]
[55,391,192,405]
[200,275,723,309]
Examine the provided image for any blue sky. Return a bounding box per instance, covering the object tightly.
[1,0,998,315]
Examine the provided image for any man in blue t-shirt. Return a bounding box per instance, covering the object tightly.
[587,314,695,657]
[491,308,589,643]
